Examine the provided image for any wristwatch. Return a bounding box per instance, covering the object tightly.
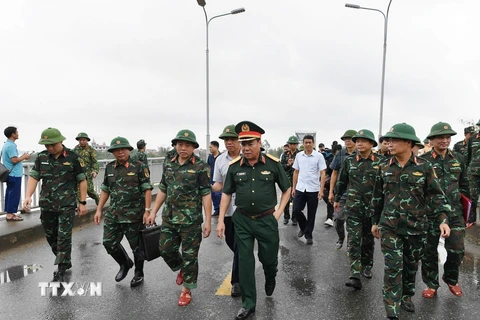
[79,201,87,205]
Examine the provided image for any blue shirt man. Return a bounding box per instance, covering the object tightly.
[2,126,30,220]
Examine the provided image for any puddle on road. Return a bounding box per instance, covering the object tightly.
[0,264,43,285]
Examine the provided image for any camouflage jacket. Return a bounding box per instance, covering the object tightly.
[421,149,470,220]
[334,152,383,216]
[73,144,99,175]
[223,153,291,215]
[453,140,468,159]
[370,153,451,235]
[101,157,153,223]
[467,132,480,175]
[280,149,299,180]
[30,146,86,212]
[159,154,211,225]
[131,150,149,167]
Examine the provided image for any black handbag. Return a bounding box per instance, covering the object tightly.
[140,224,161,261]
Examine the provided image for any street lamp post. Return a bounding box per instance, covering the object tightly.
[197,1,245,160]
[346,0,393,138]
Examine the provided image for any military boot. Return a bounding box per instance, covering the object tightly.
[111,245,133,282]
[130,249,144,287]
[52,264,68,282]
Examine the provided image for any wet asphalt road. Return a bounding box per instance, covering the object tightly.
[1,202,479,320]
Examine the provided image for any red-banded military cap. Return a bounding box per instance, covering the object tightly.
[235,121,265,142]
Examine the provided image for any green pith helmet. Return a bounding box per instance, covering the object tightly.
[464,126,475,134]
[352,129,377,147]
[341,129,357,141]
[137,139,146,149]
[38,127,66,145]
[299,145,305,151]
[423,138,429,144]
[426,122,457,139]
[286,135,299,144]
[383,123,421,143]
[219,124,238,139]
[75,132,90,141]
[415,142,425,149]
[107,136,133,152]
[171,129,199,149]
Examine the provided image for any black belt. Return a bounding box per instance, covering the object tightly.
[237,208,275,220]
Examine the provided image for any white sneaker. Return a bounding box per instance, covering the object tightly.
[324,218,334,227]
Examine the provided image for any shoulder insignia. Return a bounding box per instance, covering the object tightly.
[229,156,241,165]
[265,154,279,162]
[412,171,423,176]
[144,168,150,178]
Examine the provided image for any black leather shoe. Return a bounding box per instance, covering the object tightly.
[306,238,313,245]
[236,307,255,320]
[401,299,415,313]
[130,270,144,287]
[292,219,298,226]
[345,278,362,290]
[362,268,373,279]
[283,219,289,225]
[231,283,241,297]
[265,278,276,296]
[298,229,305,238]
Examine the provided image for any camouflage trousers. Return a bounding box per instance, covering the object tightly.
[40,211,75,265]
[102,216,143,255]
[77,175,99,205]
[159,222,202,289]
[468,174,480,223]
[421,216,465,289]
[380,230,426,318]
[345,214,374,279]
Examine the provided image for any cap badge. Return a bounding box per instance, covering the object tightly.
[225,129,230,132]
[242,124,250,132]
[360,131,364,134]
[44,135,48,139]
[184,132,189,137]
[444,126,448,129]
[116,140,121,144]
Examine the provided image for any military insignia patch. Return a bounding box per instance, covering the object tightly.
[116,140,121,144]
[444,125,449,129]
[360,131,364,134]
[127,172,135,176]
[261,171,271,175]
[184,132,189,137]
[44,135,48,139]
[452,162,460,167]
[63,162,71,165]
[187,169,196,173]
[373,166,379,169]
[412,171,423,176]
[226,128,230,132]
[144,168,150,178]
[242,123,250,132]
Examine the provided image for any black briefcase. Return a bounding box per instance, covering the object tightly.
[140,224,161,261]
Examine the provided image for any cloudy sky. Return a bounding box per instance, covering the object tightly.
[1,0,478,153]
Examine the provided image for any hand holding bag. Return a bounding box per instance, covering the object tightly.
[140,224,161,261]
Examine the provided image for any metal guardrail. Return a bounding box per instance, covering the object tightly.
[0,157,164,213]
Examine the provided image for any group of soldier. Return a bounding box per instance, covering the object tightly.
[15,117,480,320]
[279,120,480,320]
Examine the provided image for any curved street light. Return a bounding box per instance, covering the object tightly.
[346,0,393,139]
[198,1,245,159]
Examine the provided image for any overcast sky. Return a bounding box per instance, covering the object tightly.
[1,0,478,153]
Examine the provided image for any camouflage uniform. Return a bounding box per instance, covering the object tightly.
[371,152,451,318]
[30,147,86,266]
[159,150,211,290]
[101,156,152,254]
[280,142,299,222]
[453,141,468,159]
[467,126,480,223]
[335,151,383,280]
[73,143,100,204]
[420,149,469,289]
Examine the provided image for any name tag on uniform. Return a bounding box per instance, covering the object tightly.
[237,172,246,176]
[41,162,50,165]
[384,172,393,176]
[107,174,114,177]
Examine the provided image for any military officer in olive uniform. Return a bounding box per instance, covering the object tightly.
[147,129,212,307]
[453,126,475,158]
[370,123,451,320]
[24,128,87,282]
[73,132,100,205]
[94,137,153,287]
[280,135,300,225]
[216,121,291,320]
[132,139,149,167]
[420,122,470,299]
[467,119,480,226]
